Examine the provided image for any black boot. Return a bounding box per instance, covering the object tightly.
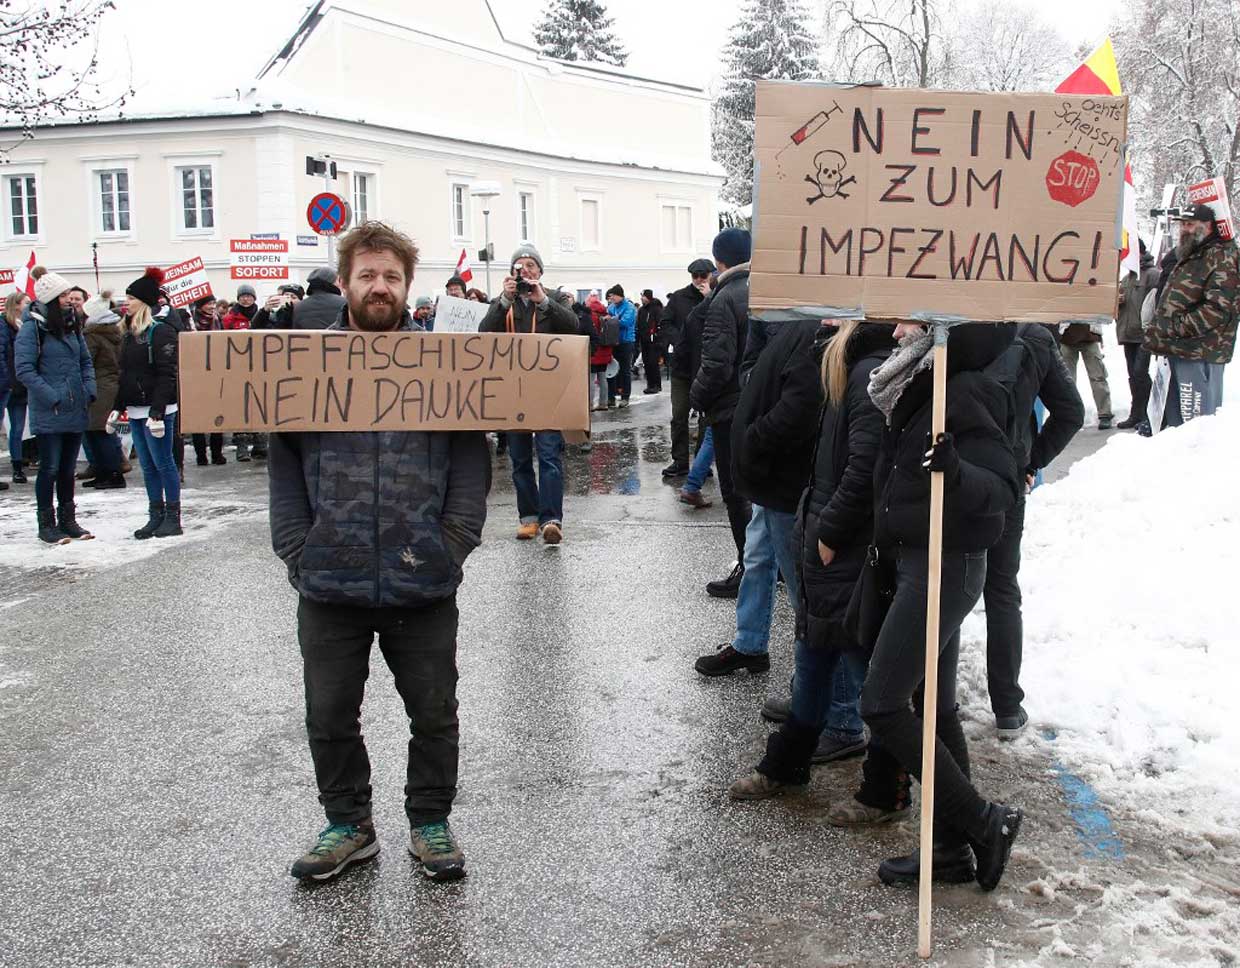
[37,508,70,545]
[878,840,977,886]
[134,502,165,540]
[57,504,94,540]
[12,461,27,484]
[970,802,1023,892]
[91,470,127,490]
[706,561,744,599]
[153,502,183,538]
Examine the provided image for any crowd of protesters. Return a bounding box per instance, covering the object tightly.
[1,202,1233,891]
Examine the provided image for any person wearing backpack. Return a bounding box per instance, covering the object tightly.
[585,292,614,410]
[14,272,97,543]
[605,285,637,407]
[109,267,183,540]
[1116,241,1160,429]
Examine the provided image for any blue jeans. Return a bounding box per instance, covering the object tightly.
[791,643,868,742]
[3,393,25,464]
[35,432,81,511]
[684,426,714,493]
[733,504,798,657]
[131,414,181,504]
[507,430,563,526]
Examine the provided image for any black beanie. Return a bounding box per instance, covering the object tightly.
[606,284,624,299]
[126,266,166,307]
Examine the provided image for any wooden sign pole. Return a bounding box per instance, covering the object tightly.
[918,321,950,959]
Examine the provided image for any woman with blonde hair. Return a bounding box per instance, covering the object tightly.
[728,320,893,798]
[2,290,30,484]
[110,267,182,539]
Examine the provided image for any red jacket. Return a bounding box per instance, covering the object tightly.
[586,295,612,367]
[222,310,251,331]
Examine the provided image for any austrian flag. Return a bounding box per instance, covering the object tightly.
[454,249,473,285]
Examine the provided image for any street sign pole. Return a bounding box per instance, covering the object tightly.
[483,207,492,296]
[325,169,335,267]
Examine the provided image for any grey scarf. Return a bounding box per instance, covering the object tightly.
[868,329,935,424]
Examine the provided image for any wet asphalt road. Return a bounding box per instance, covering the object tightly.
[0,390,1144,968]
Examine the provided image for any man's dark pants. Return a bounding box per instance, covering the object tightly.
[1123,343,1152,422]
[670,375,692,467]
[709,418,750,558]
[983,495,1026,717]
[298,594,460,827]
[641,342,663,391]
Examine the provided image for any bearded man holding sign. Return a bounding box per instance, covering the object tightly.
[268,221,490,883]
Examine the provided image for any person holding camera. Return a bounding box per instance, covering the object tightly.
[479,244,579,544]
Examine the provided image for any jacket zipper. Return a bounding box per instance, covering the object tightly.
[372,434,381,606]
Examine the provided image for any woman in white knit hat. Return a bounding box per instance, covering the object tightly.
[13,270,97,544]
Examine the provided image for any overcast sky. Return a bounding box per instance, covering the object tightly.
[95,0,1125,106]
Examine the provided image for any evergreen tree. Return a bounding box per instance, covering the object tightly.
[534,0,628,68]
[712,0,819,208]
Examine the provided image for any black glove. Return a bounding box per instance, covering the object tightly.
[922,432,961,485]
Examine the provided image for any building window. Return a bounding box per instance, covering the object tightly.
[451,183,470,240]
[177,165,214,231]
[97,170,131,234]
[6,175,38,238]
[661,203,693,251]
[353,173,370,224]
[580,197,601,250]
[518,191,534,243]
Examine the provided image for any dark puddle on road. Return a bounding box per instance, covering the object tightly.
[490,426,680,497]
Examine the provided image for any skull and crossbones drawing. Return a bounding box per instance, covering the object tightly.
[806,150,856,204]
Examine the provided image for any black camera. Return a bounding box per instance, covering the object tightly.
[514,277,533,295]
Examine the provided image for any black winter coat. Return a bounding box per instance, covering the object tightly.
[1007,323,1084,473]
[689,263,749,425]
[661,283,705,379]
[797,324,895,648]
[637,299,664,346]
[731,318,823,512]
[873,325,1020,552]
[113,319,179,419]
[479,291,579,335]
[293,290,347,330]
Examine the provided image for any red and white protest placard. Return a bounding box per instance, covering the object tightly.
[229,238,290,281]
[163,256,214,308]
[0,269,13,290]
[1187,177,1234,241]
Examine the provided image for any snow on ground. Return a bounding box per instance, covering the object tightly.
[0,484,264,579]
[957,405,1240,839]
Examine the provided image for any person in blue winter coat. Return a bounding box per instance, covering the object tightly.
[14,271,97,544]
[605,285,637,407]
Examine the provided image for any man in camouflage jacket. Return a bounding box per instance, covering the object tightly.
[269,222,489,885]
[1145,203,1240,426]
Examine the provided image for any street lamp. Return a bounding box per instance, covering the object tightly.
[470,181,502,296]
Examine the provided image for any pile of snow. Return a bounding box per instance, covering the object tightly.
[959,406,1240,837]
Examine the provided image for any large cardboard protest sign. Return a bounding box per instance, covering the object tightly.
[433,294,490,333]
[163,256,213,308]
[751,82,1128,323]
[178,330,589,433]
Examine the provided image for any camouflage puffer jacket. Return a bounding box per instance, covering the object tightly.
[1145,235,1240,364]
[267,311,490,608]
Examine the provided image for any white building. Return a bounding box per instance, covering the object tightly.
[0,0,722,307]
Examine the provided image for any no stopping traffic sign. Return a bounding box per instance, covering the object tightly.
[307,192,351,236]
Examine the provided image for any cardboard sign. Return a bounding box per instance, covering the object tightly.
[752,82,1128,323]
[229,239,290,281]
[178,330,589,433]
[163,256,214,308]
[1187,177,1234,241]
[433,294,490,333]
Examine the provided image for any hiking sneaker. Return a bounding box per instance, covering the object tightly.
[290,820,379,881]
[694,644,770,677]
[996,707,1029,741]
[706,562,744,599]
[828,798,910,828]
[408,820,466,882]
[516,523,538,540]
[541,521,563,545]
[878,844,977,887]
[971,802,1023,892]
[679,488,712,509]
[729,770,805,801]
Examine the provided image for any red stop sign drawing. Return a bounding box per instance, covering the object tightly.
[1046,151,1101,207]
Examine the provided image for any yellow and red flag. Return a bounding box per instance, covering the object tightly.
[1056,38,1140,276]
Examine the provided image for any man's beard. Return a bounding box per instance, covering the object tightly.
[1177,225,1209,259]
[347,294,402,332]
